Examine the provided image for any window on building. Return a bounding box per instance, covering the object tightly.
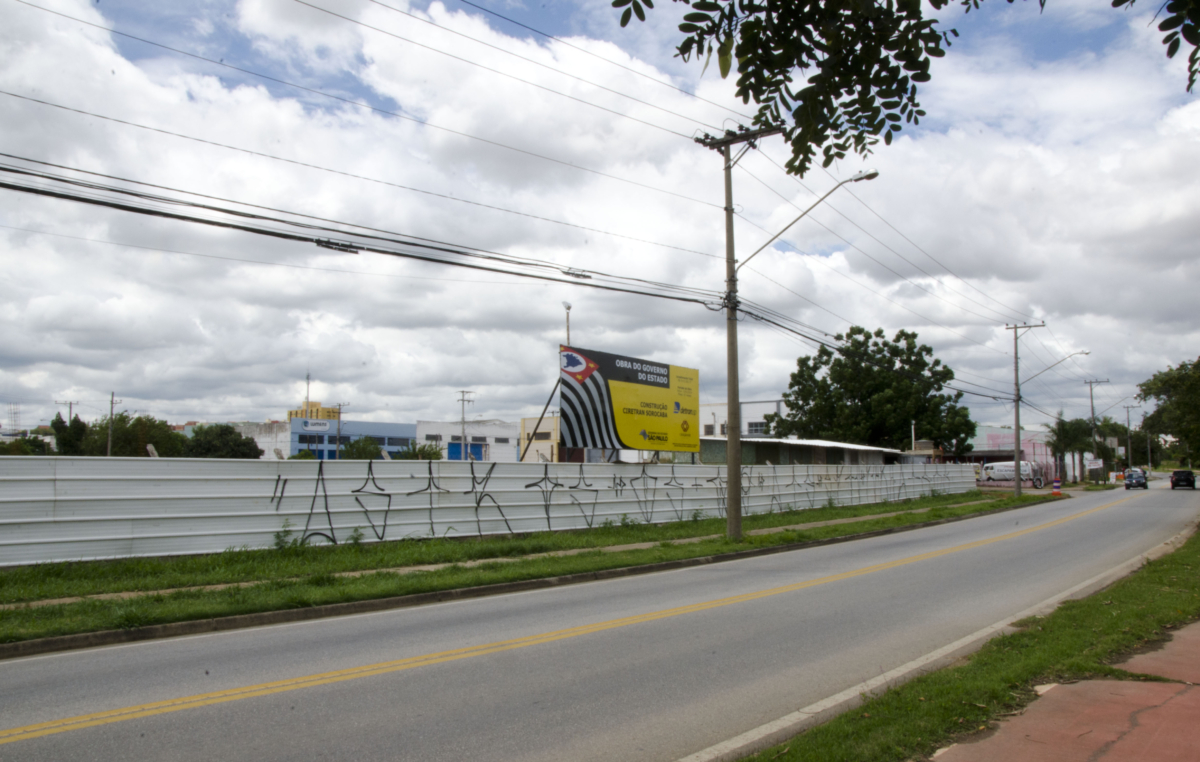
[387,437,411,447]
[450,435,462,442]
[471,436,487,443]
[533,432,551,441]
[298,434,324,445]
[368,436,386,445]
[747,421,767,435]
[703,425,714,436]
[425,434,442,442]
[720,423,727,435]
[494,437,510,444]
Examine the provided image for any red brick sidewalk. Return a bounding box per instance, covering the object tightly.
[934,621,1200,761]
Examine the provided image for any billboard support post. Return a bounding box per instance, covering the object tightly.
[522,379,561,463]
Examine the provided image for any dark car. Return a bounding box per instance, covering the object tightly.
[1124,469,1148,489]
[1171,470,1196,490]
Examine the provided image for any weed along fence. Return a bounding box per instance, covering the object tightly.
[0,458,975,567]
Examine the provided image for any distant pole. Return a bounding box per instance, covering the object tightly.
[1007,323,1045,496]
[334,403,349,459]
[458,390,474,461]
[106,392,122,457]
[55,400,79,423]
[1144,413,1152,471]
[563,301,572,346]
[1124,405,1141,469]
[305,372,311,415]
[1083,379,1109,449]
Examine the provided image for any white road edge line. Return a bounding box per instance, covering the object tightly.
[675,519,1199,762]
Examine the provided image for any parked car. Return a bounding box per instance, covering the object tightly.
[1124,469,1148,489]
[1170,470,1196,490]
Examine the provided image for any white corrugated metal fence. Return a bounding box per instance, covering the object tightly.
[0,458,975,566]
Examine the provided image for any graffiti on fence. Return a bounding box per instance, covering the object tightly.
[274,461,970,547]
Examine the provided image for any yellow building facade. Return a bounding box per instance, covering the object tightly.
[519,414,560,462]
[287,401,340,421]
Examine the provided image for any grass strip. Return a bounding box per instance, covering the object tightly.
[742,524,1200,762]
[0,491,999,605]
[0,494,1057,644]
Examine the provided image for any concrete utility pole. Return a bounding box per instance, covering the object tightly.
[1144,413,1153,471]
[458,390,474,461]
[55,400,79,423]
[1083,379,1109,447]
[1006,323,1045,496]
[696,126,781,540]
[562,302,572,346]
[106,392,122,457]
[334,403,349,459]
[1124,405,1141,469]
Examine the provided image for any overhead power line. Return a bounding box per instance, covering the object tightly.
[9,0,718,209]
[737,307,1013,401]
[363,0,724,131]
[0,165,724,306]
[291,0,694,138]
[0,94,719,258]
[739,162,1014,325]
[814,163,1038,323]
[0,223,551,287]
[733,211,1009,357]
[456,0,753,120]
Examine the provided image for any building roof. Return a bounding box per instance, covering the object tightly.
[699,436,903,455]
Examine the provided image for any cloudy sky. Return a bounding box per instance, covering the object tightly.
[1,0,1195,435]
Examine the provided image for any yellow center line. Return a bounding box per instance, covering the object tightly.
[1,495,1133,745]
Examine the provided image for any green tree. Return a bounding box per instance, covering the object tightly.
[339,436,383,460]
[395,440,444,461]
[184,424,264,459]
[1139,358,1200,465]
[1045,414,1094,482]
[288,449,317,460]
[80,413,187,457]
[50,413,89,455]
[3,436,50,455]
[765,326,975,453]
[618,0,1200,176]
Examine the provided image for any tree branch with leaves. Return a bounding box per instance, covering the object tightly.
[616,0,1199,176]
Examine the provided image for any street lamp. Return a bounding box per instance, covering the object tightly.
[722,168,879,539]
[562,301,572,346]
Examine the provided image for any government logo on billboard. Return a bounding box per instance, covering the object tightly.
[559,345,699,452]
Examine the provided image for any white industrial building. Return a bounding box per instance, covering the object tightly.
[699,400,787,437]
[416,419,520,462]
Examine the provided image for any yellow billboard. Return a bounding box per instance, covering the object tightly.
[559,345,699,452]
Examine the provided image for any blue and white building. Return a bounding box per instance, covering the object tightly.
[291,418,416,460]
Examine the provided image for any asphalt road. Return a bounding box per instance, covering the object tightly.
[2,486,1197,762]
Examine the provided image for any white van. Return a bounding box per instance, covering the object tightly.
[982,461,1044,488]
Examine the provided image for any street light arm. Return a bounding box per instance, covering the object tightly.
[1022,350,1089,385]
[736,170,878,273]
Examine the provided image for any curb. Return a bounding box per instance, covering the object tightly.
[674,517,1199,762]
[0,496,1066,661]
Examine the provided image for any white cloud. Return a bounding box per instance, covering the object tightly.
[0,0,1195,436]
